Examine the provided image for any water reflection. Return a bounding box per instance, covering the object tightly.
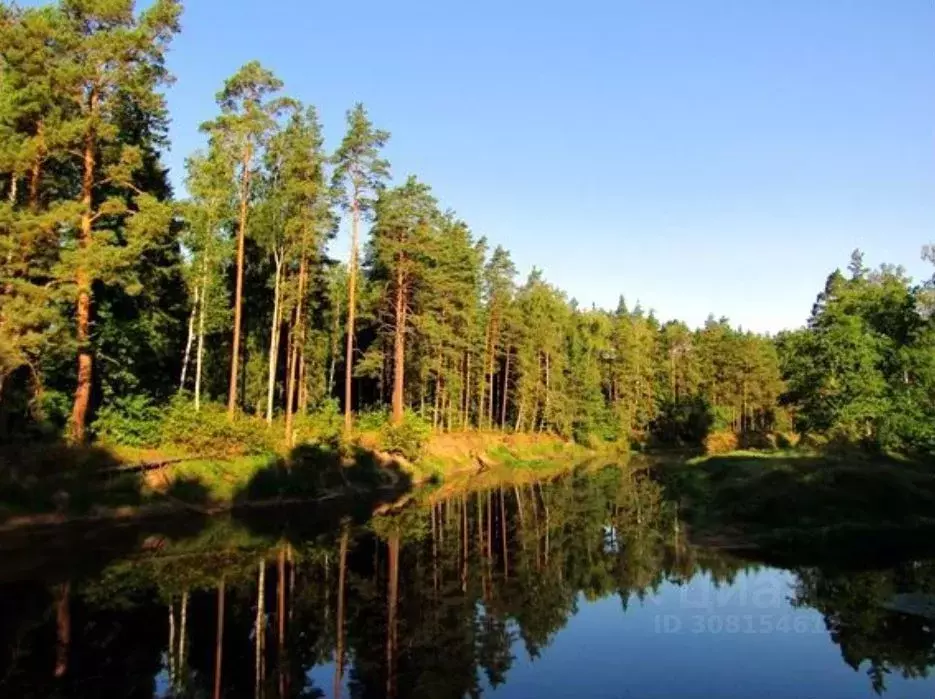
[0,465,934,698]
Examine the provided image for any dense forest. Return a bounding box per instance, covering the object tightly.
[2,0,934,457]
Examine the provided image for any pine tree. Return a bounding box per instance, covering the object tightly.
[368,176,439,424]
[27,0,182,442]
[332,104,389,432]
[200,61,290,420]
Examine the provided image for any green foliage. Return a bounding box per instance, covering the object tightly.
[93,394,161,447]
[379,411,431,461]
[158,398,276,456]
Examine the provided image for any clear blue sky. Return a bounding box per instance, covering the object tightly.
[160,0,934,332]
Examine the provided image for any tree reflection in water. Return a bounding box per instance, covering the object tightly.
[0,465,933,698]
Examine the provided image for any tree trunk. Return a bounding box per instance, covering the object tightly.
[28,120,44,211]
[180,287,199,392]
[542,351,551,433]
[214,577,225,699]
[266,253,284,424]
[69,94,97,444]
[500,348,510,428]
[392,264,407,424]
[227,143,252,419]
[479,320,490,427]
[462,351,470,429]
[285,253,307,446]
[195,257,209,412]
[298,345,308,413]
[344,200,360,433]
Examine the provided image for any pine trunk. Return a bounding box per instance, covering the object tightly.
[392,264,407,424]
[285,253,307,446]
[500,347,510,428]
[227,143,252,419]
[69,95,97,444]
[265,254,283,424]
[344,201,360,433]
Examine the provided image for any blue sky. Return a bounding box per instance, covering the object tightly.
[158,0,935,332]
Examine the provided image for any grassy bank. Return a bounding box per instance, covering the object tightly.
[0,431,602,527]
[656,449,935,563]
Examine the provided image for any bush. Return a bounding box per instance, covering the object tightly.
[379,412,431,461]
[93,394,162,447]
[159,397,276,457]
[704,430,738,455]
[357,408,390,433]
[292,399,343,448]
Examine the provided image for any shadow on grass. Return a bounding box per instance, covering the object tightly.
[655,451,935,566]
[0,443,150,521]
[230,442,420,539]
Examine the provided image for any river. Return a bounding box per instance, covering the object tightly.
[0,464,933,698]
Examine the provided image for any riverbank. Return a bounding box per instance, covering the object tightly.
[0,431,601,529]
[655,449,935,564]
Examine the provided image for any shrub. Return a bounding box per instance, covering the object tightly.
[292,399,343,448]
[357,408,390,433]
[93,394,162,447]
[159,397,276,457]
[704,430,738,455]
[379,412,431,461]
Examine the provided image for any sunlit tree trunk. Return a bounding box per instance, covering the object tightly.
[195,254,209,412]
[344,198,360,433]
[391,263,407,424]
[69,92,97,443]
[285,253,307,445]
[500,348,510,428]
[228,142,252,420]
[266,252,284,424]
[180,288,199,391]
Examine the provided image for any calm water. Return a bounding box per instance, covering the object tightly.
[1,466,934,698]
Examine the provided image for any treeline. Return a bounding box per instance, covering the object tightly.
[777,250,935,455]
[1,1,932,455]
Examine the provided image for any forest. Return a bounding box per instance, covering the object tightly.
[2,0,935,462]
